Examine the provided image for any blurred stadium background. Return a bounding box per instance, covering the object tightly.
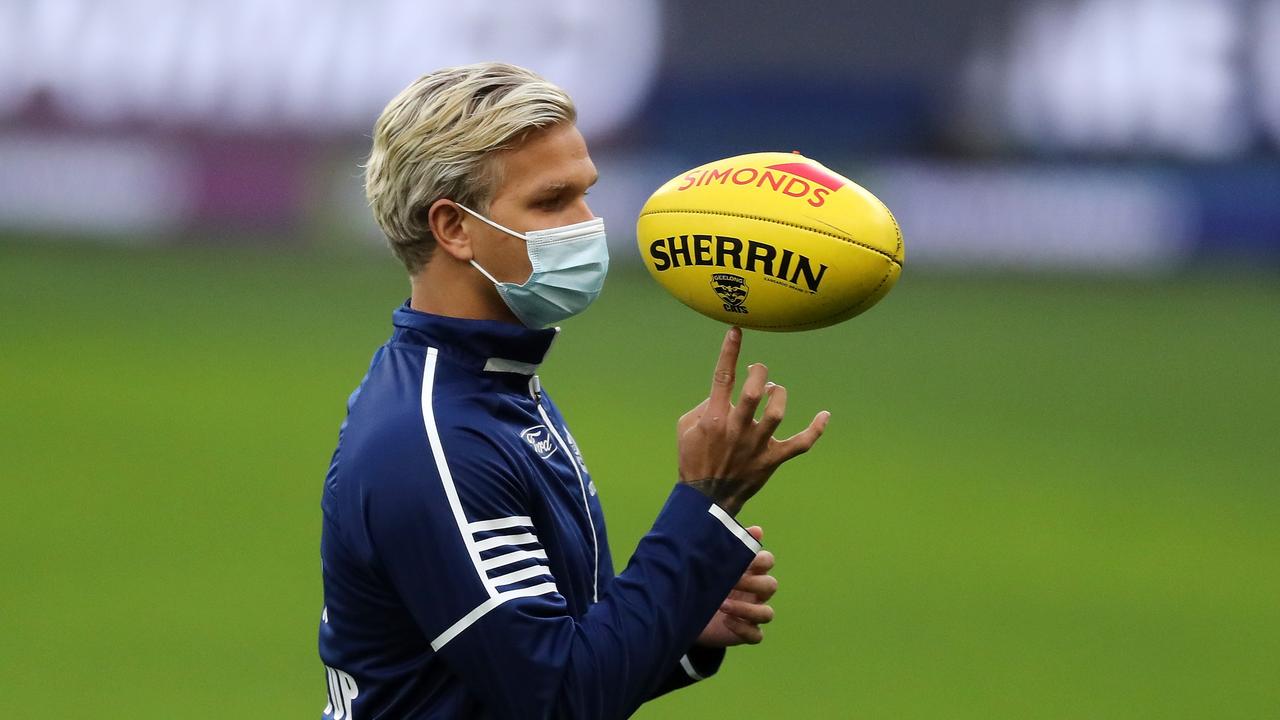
[2,0,1277,717]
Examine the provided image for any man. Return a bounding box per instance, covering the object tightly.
[318,62,830,719]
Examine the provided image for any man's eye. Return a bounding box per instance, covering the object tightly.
[534,191,585,211]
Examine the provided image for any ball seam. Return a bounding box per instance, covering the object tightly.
[638,208,903,267]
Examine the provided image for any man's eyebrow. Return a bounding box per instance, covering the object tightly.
[532,181,569,197]
[534,176,598,196]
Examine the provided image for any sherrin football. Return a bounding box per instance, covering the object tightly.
[636,152,904,331]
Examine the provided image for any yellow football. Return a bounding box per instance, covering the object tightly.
[635,151,904,331]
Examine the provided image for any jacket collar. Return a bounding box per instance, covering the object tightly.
[391,302,559,375]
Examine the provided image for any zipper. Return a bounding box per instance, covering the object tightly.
[528,374,599,603]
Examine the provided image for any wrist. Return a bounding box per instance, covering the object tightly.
[685,644,727,676]
[683,477,743,516]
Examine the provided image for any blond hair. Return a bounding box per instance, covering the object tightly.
[364,63,577,273]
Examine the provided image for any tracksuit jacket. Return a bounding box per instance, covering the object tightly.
[318,304,762,719]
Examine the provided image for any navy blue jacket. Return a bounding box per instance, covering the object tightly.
[318,305,761,719]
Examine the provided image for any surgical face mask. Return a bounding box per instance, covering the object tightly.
[457,203,610,329]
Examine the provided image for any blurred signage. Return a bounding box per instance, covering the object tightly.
[0,0,661,137]
[868,162,1197,271]
[967,0,1280,158]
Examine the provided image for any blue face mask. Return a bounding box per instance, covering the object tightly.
[457,204,610,329]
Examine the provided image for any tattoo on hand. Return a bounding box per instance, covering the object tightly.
[685,478,743,516]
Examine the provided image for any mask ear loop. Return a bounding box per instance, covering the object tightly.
[455,202,529,241]
[453,202,526,286]
[468,258,503,286]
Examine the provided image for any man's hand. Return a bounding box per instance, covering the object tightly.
[678,326,830,516]
[697,526,777,647]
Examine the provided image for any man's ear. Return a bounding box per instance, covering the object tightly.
[427,200,473,262]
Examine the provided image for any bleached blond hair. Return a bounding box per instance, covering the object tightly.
[365,63,577,273]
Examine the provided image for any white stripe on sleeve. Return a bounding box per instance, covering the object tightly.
[473,532,540,553]
[431,583,560,651]
[467,516,533,532]
[707,503,763,553]
[679,654,706,681]
[488,563,554,589]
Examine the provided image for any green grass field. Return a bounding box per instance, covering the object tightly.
[2,240,1278,718]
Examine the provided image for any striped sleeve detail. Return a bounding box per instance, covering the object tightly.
[472,518,559,594]
[420,347,560,651]
[707,503,763,553]
[430,515,560,650]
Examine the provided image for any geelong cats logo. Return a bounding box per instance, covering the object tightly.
[521,425,557,460]
[711,273,749,314]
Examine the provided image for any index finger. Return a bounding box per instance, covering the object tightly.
[708,326,742,415]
